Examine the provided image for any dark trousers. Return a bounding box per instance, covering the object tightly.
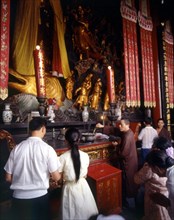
[140,148,151,165]
[11,194,51,220]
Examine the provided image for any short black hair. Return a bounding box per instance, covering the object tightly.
[153,136,171,151]
[157,118,165,123]
[144,117,152,125]
[121,117,130,125]
[146,150,174,169]
[29,117,47,132]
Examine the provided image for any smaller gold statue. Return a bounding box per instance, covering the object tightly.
[90,78,102,110]
[104,92,110,111]
[84,73,93,95]
[74,73,93,109]
[66,73,75,100]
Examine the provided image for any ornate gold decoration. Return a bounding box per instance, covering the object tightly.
[66,74,75,100]
[74,73,93,109]
[0,129,16,150]
[90,78,102,110]
[88,151,100,161]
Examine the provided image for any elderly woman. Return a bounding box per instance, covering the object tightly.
[146,150,174,220]
[134,156,171,220]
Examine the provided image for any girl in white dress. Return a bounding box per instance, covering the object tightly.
[59,128,98,220]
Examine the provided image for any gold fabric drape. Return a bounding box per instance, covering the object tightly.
[11,0,40,75]
[11,0,71,78]
[49,0,71,78]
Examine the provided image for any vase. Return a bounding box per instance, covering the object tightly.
[47,105,55,123]
[82,105,89,122]
[2,103,13,124]
[115,104,122,120]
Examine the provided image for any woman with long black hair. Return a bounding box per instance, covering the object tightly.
[59,127,98,220]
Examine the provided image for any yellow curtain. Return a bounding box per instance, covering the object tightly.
[49,0,71,78]
[11,0,40,75]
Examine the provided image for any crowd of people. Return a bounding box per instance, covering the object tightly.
[3,116,174,220]
[109,116,174,220]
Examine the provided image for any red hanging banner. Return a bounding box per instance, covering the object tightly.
[126,19,134,106]
[0,0,10,100]
[122,18,131,107]
[132,21,140,107]
[120,0,140,107]
[145,30,152,107]
[140,28,148,107]
[164,22,174,108]
[147,30,156,107]
[138,0,156,108]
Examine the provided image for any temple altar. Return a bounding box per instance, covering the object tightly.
[0,121,96,143]
[0,119,124,215]
[1,1,174,218]
[0,121,115,163]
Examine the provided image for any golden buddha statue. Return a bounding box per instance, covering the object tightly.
[90,78,102,110]
[8,69,64,106]
[66,73,75,100]
[74,73,93,109]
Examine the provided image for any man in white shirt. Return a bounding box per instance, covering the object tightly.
[138,117,158,165]
[4,117,61,220]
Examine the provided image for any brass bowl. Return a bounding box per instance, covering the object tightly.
[81,133,95,142]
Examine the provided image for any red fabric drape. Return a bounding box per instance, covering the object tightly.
[120,0,140,107]
[0,0,10,100]
[52,27,62,74]
[138,0,156,107]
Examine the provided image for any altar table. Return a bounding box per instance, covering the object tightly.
[87,163,122,214]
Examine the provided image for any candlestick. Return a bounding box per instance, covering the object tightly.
[106,66,116,103]
[102,112,105,126]
[33,45,46,98]
[100,114,104,126]
[37,96,47,117]
[107,103,118,126]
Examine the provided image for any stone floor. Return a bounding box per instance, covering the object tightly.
[0,194,145,220]
[121,206,143,220]
[119,197,144,220]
